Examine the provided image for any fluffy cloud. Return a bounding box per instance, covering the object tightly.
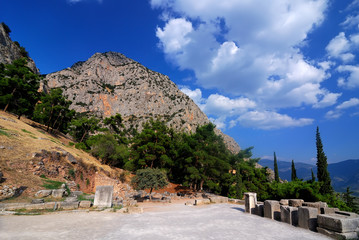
[153,0,338,111]
[326,32,354,62]
[337,65,359,89]
[325,98,359,119]
[235,111,313,130]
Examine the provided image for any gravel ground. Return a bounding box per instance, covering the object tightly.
[0,203,330,240]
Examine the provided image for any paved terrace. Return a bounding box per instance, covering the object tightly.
[0,203,330,240]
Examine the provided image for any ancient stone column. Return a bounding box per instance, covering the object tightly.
[244,192,257,214]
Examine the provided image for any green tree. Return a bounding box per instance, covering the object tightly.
[87,133,129,168]
[311,169,316,182]
[33,88,75,133]
[291,160,297,181]
[131,168,168,200]
[1,22,11,35]
[316,126,332,194]
[69,116,100,144]
[103,113,127,144]
[0,58,40,119]
[274,152,279,182]
[342,187,359,213]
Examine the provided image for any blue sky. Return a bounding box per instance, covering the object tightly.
[2,0,359,164]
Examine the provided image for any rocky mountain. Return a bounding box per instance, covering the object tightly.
[0,22,39,74]
[43,52,240,153]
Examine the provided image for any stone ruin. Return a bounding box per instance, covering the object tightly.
[244,192,359,240]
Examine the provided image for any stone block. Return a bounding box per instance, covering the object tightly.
[244,192,257,214]
[59,201,79,210]
[279,199,289,205]
[31,199,45,204]
[302,201,328,213]
[322,207,340,214]
[317,227,359,240]
[254,204,264,217]
[209,196,228,203]
[317,213,359,233]
[35,189,52,198]
[289,199,304,207]
[264,200,281,221]
[195,199,211,205]
[65,197,78,202]
[94,186,113,208]
[25,203,45,210]
[280,206,298,226]
[298,206,318,231]
[1,203,27,211]
[44,202,57,210]
[79,201,92,208]
[52,189,65,198]
[70,191,83,197]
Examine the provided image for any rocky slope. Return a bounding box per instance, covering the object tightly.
[43,52,240,153]
[0,23,39,74]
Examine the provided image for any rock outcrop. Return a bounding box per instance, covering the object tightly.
[0,22,39,74]
[43,52,240,153]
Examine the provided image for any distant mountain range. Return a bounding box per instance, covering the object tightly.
[259,159,359,196]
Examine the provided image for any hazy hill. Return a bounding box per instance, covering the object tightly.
[259,159,359,196]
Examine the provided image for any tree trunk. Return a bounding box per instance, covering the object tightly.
[46,105,54,132]
[4,88,16,112]
[149,187,153,200]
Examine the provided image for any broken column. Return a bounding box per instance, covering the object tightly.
[244,192,257,214]
[94,185,113,208]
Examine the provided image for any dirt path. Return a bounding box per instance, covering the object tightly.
[0,203,330,240]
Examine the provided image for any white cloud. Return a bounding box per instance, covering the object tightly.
[179,87,204,108]
[154,0,336,111]
[325,98,359,119]
[337,65,359,89]
[326,32,357,62]
[236,111,313,130]
[336,98,359,110]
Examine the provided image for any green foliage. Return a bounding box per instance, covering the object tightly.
[1,22,11,34]
[311,168,316,182]
[68,169,76,178]
[274,152,279,182]
[41,179,64,189]
[69,116,100,143]
[0,58,41,119]
[87,133,129,167]
[0,129,10,137]
[33,88,75,133]
[342,187,359,213]
[131,168,169,198]
[316,126,332,194]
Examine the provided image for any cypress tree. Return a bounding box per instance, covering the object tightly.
[311,169,315,182]
[316,126,332,194]
[291,160,297,181]
[274,152,279,182]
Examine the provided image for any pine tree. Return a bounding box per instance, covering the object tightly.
[291,160,297,181]
[274,152,279,182]
[316,126,332,194]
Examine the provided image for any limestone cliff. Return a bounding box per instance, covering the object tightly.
[0,22,39,74]
[43,52,240,153]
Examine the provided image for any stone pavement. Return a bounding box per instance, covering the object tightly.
[0,204,330,240]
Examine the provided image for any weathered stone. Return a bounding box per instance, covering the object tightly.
[25,203,45,210]
[52,189,65,198]
[289,199,304,207]
[244,192,257,214]
[317,227,359,240]
[66,153,78,164]
[185,201,193,206]
[280,206,298,226]
[228,198,244,204]
[254,204,264,217]
[94,186,113,208]
[31,199,45,204]
[70,191,83,197]
[322,207,340,214]
[264,200,281,221]
[303,201,328,213]
[59,201,79,210]
[195,199,211,205]
[0,202,27,211]
[79,201,92,208]
[317,213,359,233]
[44,202,57,210]
[65,196,78,202]
[279,199,289,206]
[298,206,318,231]
[209,196,228,203]
[35,189,52,198]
